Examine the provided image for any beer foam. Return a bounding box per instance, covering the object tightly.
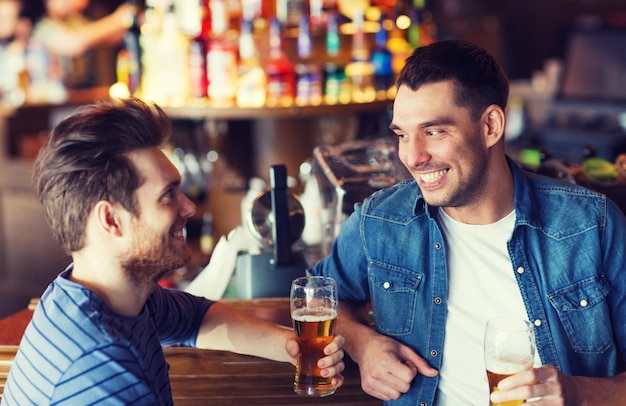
[485,356,533,375]
[291,308,338,322]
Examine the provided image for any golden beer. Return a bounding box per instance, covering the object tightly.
[485,355,533,406]
[486,370,525,406]
[292,307,338,397]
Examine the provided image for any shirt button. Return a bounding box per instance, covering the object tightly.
[534,319,542,327]
[580,299,588,307]
[420,403,428,406]
[430,350,438,357]
[434,297,442,305]
[383,281,391,289]
[435,243,442,249]
[516,266,525,274]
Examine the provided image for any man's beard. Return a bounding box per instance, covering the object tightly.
[120,221,191,288]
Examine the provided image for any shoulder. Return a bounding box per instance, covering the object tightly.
[518,170,626,237]
[525,170,611,212]
[360,178,424,221]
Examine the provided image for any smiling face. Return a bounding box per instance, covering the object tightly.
[119,147,196,286]
[391,81,494,212]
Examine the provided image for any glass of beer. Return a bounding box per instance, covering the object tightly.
[484,317,536,406]
[290,276,338,397]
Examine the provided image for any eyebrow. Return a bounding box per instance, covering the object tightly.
[390,116,457,132]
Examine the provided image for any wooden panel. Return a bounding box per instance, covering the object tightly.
[165,347,379,405]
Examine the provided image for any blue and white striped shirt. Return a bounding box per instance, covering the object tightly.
[1,266,213,405]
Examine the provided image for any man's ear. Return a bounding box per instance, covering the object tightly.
[93,201,124,237]
[483,104,506,148]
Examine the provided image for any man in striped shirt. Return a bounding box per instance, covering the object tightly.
[1,98,345,405]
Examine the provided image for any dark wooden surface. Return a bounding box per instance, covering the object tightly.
[0,298,381,405]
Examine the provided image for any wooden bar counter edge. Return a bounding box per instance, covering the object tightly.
[0,297,381,405]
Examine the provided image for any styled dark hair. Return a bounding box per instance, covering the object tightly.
[396,39,510,120]
[33,97,172,253]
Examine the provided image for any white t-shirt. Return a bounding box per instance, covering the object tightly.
[435,208,529,406]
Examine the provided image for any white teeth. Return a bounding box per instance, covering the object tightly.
[419,169,447,183]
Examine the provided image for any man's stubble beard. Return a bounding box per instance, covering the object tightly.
[120,222,191,288]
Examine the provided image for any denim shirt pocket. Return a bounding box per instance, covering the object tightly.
[369,261,422,336]
[548,275,612,353]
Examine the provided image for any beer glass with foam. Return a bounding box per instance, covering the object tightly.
[290,276,338,397]
[484,317,535,406]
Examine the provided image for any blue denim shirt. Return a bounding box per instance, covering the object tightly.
[309,157,626,406]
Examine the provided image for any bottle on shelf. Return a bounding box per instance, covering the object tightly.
[265,17,296,107]
[295,14,323,106]
[322,10,348,105]
[138,0,161,103]
[155,3,191,106]
[276,0,307,29]
[344,8,376,103]
[406,4,421,48]
[309,0,325,31]
[206,0,238,106]
[370,13,394,100]
[236,17,266,107]
[200,211,215,258]
[189,0,211,99]
[309,0,337,32]
[116,0,142,96]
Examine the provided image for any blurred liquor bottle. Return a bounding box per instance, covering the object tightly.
[322,10,347,105]
[371,13,394,100]
[276,0,307,29]
[345,8,375,103]
[295,14,323,106]
[310,0,338,31]
[117,0,142,96]
[265,17,296,107]
[137,1,159,102]
[236,18,266,107]
[207,0,238,105]
[156,3,191,106]
[189,0,211,99]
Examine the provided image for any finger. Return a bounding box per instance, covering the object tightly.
[490,385,533,404]
[330,374,345,388]
[318,349,344,369]
[321,359,346,380]
[286,338,299,358]
[362,380,402,402]
[367,362,412,395]
[324,334,346,355]
[401,348,438,378]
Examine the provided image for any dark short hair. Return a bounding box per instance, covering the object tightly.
[396,40,510,120]
[33,97,172,253]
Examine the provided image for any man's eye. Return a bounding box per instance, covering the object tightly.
[390,130,406,139]
[162,189,176,200]
[426,129,442,136]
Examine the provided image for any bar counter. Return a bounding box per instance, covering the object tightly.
[0,298,381,405]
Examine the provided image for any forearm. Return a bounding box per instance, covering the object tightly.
[195,302,295,364]
[569,372,626,405]
[40,8,130,56]
[337,301,378,363]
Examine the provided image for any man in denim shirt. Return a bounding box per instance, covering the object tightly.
[309,39,626,405]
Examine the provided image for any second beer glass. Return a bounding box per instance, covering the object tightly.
[290,276,338,397]
[484,317,536,406]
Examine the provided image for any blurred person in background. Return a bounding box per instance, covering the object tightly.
[0,0,30,106]
[29,0,133,91]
